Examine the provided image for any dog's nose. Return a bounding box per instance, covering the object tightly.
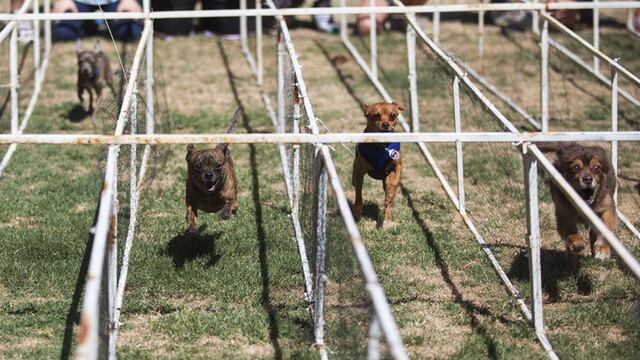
[381,122,390,129]
[582,175,593,185]
[204,171,213,179]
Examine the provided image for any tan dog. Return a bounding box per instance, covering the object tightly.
[352,101,404,227]
[185,109,241,233]
[538,142,616,263]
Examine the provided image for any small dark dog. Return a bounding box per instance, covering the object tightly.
[352,101,404,227]
[76,40,116,124]
[185,109,241,233]
[538,142,616,262]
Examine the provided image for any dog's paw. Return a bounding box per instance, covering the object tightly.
[220,209,232,220]
[353,203,364,218]
[381,220,397,229]
[566,235,586,254]
[593,245,611,260]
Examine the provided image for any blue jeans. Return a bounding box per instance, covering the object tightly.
[53,1,142,41]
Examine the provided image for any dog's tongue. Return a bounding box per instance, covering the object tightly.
[208,183,216,192]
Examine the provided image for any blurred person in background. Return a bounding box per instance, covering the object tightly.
[355,0,427,35]
[271,0,339,34]
[51,0,143,41]
[11,0,35,43]
[152,0,197,40]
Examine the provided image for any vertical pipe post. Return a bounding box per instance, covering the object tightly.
[610,65,618,205]
[478,6,484,72]
[433,0,440,44]
[532,0,540,34]
[33,0,40,83]
[340,0,347,39]
[44,0,51,54]
[314,158,328,358]
[277,33,285,134]
[540,17,549,132]
[369,0,377,79]
[10,27,18,135]
[367,314,381,360]
[292,92,301,220]
[146,32,154,136]
[107,166,119,360]
[256,0,263,86]
[406,14,419,132]
[453,76,464,213]
[523,148,544,336]
[240,0,247,50]
[593,0,600,74]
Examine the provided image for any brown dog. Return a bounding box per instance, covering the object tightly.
[185,109,241,233]
[538,142,616,262]
[352,101,404,227]
[76,40,116,125]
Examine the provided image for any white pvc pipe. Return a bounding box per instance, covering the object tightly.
[4,3,640,22]
[541,18,549,132]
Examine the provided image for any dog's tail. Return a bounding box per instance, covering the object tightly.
[225,108,242,134]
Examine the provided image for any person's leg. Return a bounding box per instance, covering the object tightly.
[312,0,338,33]
[201,0,255,38]
[102,1,143,41]
[53,2,92,41]
[357,0,389,35]
[153,0,197,36]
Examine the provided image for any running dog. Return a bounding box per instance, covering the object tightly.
[76,40,116,125]
[352,101,403,227]
[185,109,241,233]
[538,142,616,262]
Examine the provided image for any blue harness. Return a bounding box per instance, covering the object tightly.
[357,142,401,180]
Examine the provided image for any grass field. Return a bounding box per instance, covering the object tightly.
[1,5,640,359]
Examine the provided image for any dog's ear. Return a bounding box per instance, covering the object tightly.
[215,143,230,158]
[186,144,195,162]
[94,40,101,52]
[391,101,405,111]
[361,103,369,116]
[75,39,82,54]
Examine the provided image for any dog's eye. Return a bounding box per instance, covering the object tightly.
[194,163,202,171]
[593,164,601,173]
[571,165,580,173]
[215,163,223,171]
[390,113,397,120]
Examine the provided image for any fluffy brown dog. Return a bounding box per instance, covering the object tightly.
[185,109,241,233]
[538,142,616,261]
[352,101,404,227]
[76,40,116,125]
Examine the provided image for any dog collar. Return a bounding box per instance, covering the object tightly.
[357,142,401,180]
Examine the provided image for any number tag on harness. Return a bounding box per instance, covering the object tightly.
[387,148,400,161]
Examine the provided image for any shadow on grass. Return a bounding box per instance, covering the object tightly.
[505,245,592,302]
[217,38,283,360]
[165,225,221,269]
[401,184,513,359]
[65,104,90,123]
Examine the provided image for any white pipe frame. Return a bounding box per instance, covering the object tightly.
[5,2,640,22]
[76,21,152,360]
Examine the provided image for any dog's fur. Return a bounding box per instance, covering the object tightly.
[352,101,404,227]
[538,142,616,263]
[76,40,116,125]
[185,109,241,233]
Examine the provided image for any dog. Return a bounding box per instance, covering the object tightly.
[352,101,404,227]
[537,142,616,263]
[76,40,116,125]
[185,108,241,233]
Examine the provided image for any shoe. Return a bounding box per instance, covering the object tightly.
[492,10,528,28]
[314,14,338,34]
[17,20,34,44]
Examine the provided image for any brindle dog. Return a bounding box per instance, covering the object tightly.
[538,142,616,265]
[76,40,116,125]
[185,109,241,233]
[352,101,404,228]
